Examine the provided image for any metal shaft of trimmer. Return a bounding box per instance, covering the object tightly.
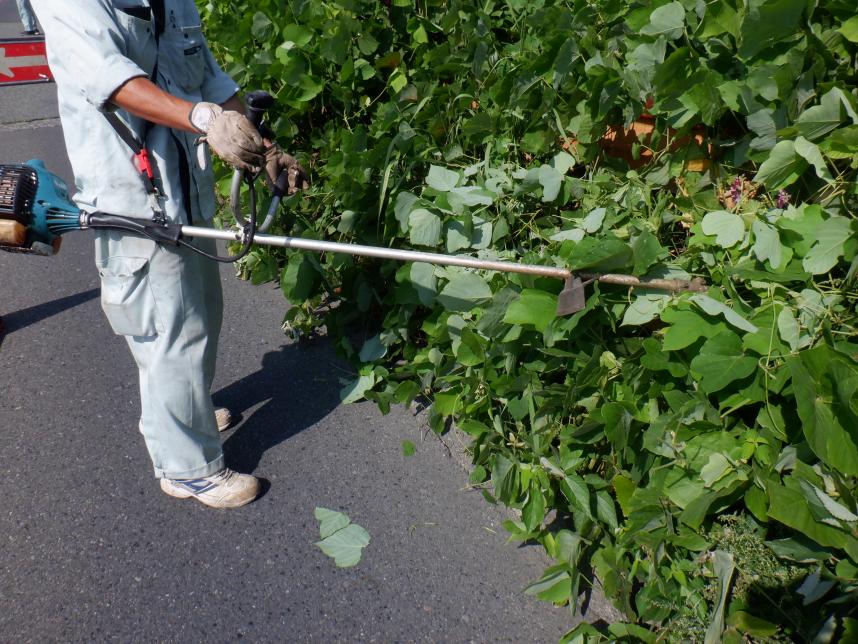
[182,225,706,293]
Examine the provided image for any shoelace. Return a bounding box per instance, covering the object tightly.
[211,469,236,485]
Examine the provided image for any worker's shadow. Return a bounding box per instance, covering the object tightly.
[214,336,346,473]
[0,288,100,348]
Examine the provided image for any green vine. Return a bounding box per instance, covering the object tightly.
[201,0,858,640]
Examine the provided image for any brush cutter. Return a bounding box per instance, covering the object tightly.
[0,93,706,315]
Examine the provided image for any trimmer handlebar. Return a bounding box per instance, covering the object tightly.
[230,89,282,234]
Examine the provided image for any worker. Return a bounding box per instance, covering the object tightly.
[31,1,306,508]
[15,0,39,35]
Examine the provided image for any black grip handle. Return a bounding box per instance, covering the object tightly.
[273,170,290,198]
[245,90,275,129]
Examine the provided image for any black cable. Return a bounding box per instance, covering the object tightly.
[175,224,254,263]
[174,179,259,263]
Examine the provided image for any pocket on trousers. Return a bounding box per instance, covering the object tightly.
[98,256,159,337]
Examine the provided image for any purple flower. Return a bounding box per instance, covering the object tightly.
[776,189,790,209]
[729,177,743,205]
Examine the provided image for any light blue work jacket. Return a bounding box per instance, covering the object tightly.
[31,0,238,225]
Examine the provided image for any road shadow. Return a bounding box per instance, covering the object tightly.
[216,336,346,472]
[0,287,99,347]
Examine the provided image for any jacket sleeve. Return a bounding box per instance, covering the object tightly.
[30,0,150,111]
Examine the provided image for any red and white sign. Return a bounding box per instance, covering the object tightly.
[0,39,52,85]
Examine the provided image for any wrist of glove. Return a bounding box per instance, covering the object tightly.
[264,144,309,196]
[189,102,265,172]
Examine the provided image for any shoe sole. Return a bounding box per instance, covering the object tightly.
[159,479,258,509]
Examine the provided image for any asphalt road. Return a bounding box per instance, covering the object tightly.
[0,4,614,642]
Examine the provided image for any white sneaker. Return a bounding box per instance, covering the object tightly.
[160,468,260,508]
[214,407,232,432]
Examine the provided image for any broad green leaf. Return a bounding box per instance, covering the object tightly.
[766,536,834,563]
[608,624,657,643]
[796,571,836,605]
[448,186,494,207]
[358,334,387,362]
[580,208,606,233]
[745,485,769,522]
[402,440,416,457]
[704,551,735,644]
[726,612,779,638]
[802,216,853,275]
[747,109,777,151]
[552,151,575,174]
[690,331,758,393]
[433,392,459,416]
[612,476,635,518]
[595,490,619,532]
[408,208,442,247]
[426,165,460,191]
[523,566,571,603]
[777,307,801,352]
[504,289,558,333]
[768,483,855,554]
[700,453,733,488]
[280,23,314,49]
[738,0,806,59]
[661,308,725,350]
[280,253,320,302]
[824,125,858,159]
[538,165,562,202]
[454,328,486,366]
[787,346,858,476]
[409,262,437,307]
[691,295,759,333]
[436,272,492,311]
[522,481,546,531]
[250,11,273,39]
[796,88,858,140]
[394,192,419,233]
[839,16,858,42]
[794,136,833,182]
[315,522,371,568]
[289,74,324,103]
[340,372,376,404]
[701,211,745,248]
[631,230,667,274]
[621,294,670,326]
[752,219,783,269]
[811,485,858,523]
[492,455,519,505]
[445,221,471,253]
[641,2,685,40]
[564,238,633,271]
[700,1,739,38]
[560,474,592,518]
[550,229,585,242]
[641,339,689,376]
[315,507,351,539]
[357,33,379,55]
[754,140,807,190]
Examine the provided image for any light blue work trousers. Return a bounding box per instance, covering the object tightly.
[97,231,225,480]
[16,0,36,32]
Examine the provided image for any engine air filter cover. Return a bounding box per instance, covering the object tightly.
[0,164,37,225]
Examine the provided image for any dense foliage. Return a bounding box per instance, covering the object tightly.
[199,0,858,639]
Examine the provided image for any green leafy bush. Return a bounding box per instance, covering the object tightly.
[200,0,858,639]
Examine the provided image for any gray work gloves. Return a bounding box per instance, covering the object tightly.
[189,102,265,172]
[264,144,310,195]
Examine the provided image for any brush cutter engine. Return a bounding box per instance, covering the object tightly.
[0,159,82,255]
